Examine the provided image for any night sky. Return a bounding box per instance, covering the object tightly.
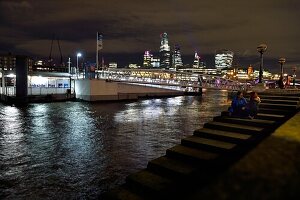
[1,0,300,75]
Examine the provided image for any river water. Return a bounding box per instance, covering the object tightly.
[0,90,230,199]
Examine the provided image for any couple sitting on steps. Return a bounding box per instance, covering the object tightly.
[228,91,261,119]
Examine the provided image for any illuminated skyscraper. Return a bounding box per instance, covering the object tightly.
[172,44,183,70]
[193,52,206,69]
[159,32,171,69]
[143,50,153,68]
[151,57,160,68]
[215,49,234,70]
[193,52,200,68]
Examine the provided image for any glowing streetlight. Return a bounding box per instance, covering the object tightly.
[257,44,267,83]
[76,53,82,78]
[278,57,286,78]
[278,58,286,89]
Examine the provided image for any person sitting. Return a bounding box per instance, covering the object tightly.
[246,92,261,119]
[228,91,248,117]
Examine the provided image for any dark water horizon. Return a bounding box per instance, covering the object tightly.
[0,90,230,199]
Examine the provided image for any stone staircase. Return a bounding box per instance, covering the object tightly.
[101,91,300,200]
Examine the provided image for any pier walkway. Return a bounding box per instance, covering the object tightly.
[102,90,300,200]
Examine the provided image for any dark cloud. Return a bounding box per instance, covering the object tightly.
[1,0,300,75]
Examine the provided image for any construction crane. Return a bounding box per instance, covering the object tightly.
[48,34,64,68]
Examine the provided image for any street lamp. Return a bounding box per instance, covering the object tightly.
[292,66,296,88]
[257,44,267,83]
[278,57,286,78]
[76,52,82,78]
[278,58,286,89]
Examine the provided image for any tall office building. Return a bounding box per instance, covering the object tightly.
[172,44,183,70]
[193,52,200,68]
[143,50,153,68]
[193,52,206,69]
[215,49,234,70]
[159,32,171,69]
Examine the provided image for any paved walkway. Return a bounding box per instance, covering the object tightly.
[188,111,300,200]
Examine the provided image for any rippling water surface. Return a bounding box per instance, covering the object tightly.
[0,90,230,199]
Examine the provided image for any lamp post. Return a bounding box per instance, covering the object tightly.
[76,53,82,79]
[293,66,296,88]
[257,44,267,83]
[67,57,71,74]
[278,58,286,89]
[278,57,286,78]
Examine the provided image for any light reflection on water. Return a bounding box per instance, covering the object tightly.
[0,90,230,199]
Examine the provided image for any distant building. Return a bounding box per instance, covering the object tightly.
[178,67,219,75]
[143,51,153,68]
[253,70,272,80]
[247,65,254,79]
[128,64,140,69]
[0,53,16,71]
[32,60,54,71]
[108,62,117,68]
[171,44,183,70]
[236,68,249,80]
[215,49,234,70]
[247,64,254,75]
[159,32,171,69]
[151,57,160,68]
[143,50,160,68]
[221,67,234,77]
[193,52,206,69]
[0,53,33,71]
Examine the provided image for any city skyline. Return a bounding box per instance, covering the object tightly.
[1,0,300,76]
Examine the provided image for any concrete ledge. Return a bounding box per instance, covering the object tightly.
[74,79,189,102]
[76,92,186,102]
[118,93,139,100]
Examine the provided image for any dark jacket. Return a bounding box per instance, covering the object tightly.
[229,96,247,116]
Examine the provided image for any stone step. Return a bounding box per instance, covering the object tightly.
[252,94,300,101]
[221,111,285,121]
[255,113,286,121]
[257,91,300,96]
[204,121,264,135]
[181,135,237,153]
[147,156,198,179]
[259,103,299,110]
[125,169,174,196]
[261,99,299,105]
[260,91,300,97]
[194,128,252,144]
[101,186,143,200]
[213,116,277,128]
[258,108,293,115]
[166,144,219,164]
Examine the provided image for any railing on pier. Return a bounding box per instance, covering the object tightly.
[0,86,74,96]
